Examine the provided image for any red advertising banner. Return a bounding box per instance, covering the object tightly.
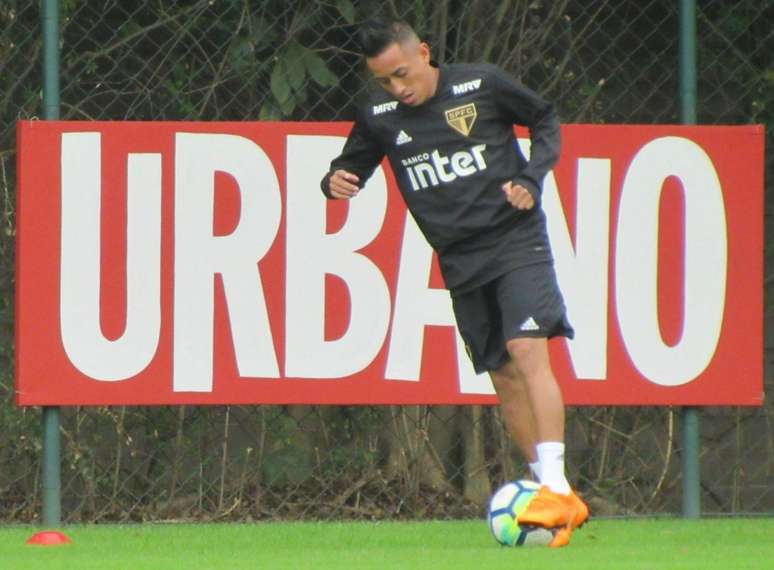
[15,121,764,406]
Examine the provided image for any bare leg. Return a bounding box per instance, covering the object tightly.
[504,337,588,542]
[505,337,564,442]
[489,360,538,463]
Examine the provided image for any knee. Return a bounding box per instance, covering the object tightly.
[491,365,516,392]
[491,362,528,397]
[505,338,549,379]
[506,338,533,363]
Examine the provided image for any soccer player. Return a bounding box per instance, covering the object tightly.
[320,19,589,546]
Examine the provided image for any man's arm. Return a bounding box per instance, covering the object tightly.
[489,66,561,207]
[321,112,386,200]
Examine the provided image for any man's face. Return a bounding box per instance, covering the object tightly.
[366,41,436,107]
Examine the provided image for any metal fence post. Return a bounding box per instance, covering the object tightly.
[679,0,701,520]
[42,407,62,526]
[41,0,62,528]
[680,0,697,124]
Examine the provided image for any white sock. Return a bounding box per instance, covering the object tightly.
[529,461,541,482]
[536,441,571,495]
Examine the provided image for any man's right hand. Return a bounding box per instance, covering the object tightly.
[328,169,360,199]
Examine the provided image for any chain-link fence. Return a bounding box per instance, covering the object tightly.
[1,0,772,523]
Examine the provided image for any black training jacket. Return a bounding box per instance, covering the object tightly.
[321,62,560,294]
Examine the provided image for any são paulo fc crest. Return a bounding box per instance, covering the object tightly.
[445,103,477,136]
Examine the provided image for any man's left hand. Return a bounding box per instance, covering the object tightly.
[502,181,535,210]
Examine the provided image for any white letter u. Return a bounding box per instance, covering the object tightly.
[60,132,161,381]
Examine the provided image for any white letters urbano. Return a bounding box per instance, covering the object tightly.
[60,132,162,381]
[386,212,494,394]
[174,133,281,392]
[616,136,727,386]
[58,131,729,394]
[284,135,391,378]
[520,138,612,382]
[544,159,612,381]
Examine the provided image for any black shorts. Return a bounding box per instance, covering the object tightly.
[451,263,574,374]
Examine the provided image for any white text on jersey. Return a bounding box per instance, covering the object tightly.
[452,79,482,95]
[372,101,399,115]
[401,144,487,191]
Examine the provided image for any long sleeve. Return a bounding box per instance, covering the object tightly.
[489,67,561,202]
[320,110,386,198]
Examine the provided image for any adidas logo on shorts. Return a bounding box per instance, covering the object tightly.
[519,316,540,331]
[395,130,413,145]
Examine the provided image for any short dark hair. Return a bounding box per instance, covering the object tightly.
[357,19,418,57]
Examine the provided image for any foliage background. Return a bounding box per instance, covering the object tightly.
[0,0,772,522]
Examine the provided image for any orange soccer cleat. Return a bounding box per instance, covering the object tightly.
[569,490,590,529]
[517,486,590,532]
[548,527,572,548]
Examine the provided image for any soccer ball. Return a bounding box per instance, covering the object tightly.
[487,479,556,546]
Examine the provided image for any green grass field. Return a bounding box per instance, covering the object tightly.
[2,518,773,569]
